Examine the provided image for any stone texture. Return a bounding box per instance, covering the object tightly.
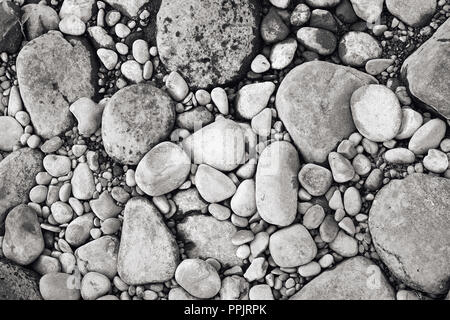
[290,257,395,300]
[0,258,42,300]
[102,84,175,165]
[276,61,377,163]
[0,0,22,53]
[369,174,450,295]
[401,18,450,119]
[386,0,437,27]
[156,0,261,88]
[16,31,98,139]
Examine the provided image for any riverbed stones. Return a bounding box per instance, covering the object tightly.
[182,119,245,172]
[256,141,300,227]
[71,163,96,200]
[290,257,395,300]
[118,197,179,285]
[135,142,191,197]
[401,18,450,119]
[328,152,355,183]
[269,224,317,267]
[349,0,384,23]
[296,27,337,55]
[3,205,44,266]
[386,0,436,27]
[0,0,22,53]
[235,82,276,120]
[230,179,256,218]
[177,215,243,267]
[369,174,450,294]
[102,84,176,165]
[39,273,81,300]
[195,164,237,203]
[156,0,261,88]
[175,258,221,299]
[0,258,42,300]
[276,61,377,163]
[21,2,60,40]
[395,108,423,140]
[16,31,98,139]
[0,148,43,224]
[298,164,332,197]
[350,84,402,142]
[43,155,71,177]
[103,0,149,17]
[339,32,382,67]
[408,118,447,155]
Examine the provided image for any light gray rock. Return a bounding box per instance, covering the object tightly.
[235,82,275,120]
[21,2,60,40]
[369,174,450,294]
[103,0,149,17]
[118,197,179,285]
[349,0,384,23]
[408,118,446,155]
[195,164,237,203]
[71,163,96,200]
[39,273,81,300]
[290,257,395,300]
[0,116,22,151]
[386,0,436,27]
[339,31,382,67]
[276,61,377,163]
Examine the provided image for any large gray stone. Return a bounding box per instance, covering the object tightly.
[0,258,42,300]
[117,197,179,285]
[177,215,243,267]
[386,0,436,27]
[369,174,450,295]
[290,257,395,300]
[156,0,261,88]
[276,61,377,163]
[16,31,98,139]
[102,84,176,165]
[0,148,43,225]
[401,18,450,119]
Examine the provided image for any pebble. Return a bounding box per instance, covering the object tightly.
[175,259,221,299]
[349,0,384,23]
[251,108,272,136]
[339,32,382,67]
[89,191,122,220]
[235,82,276,120]
[211,87,229,115]
[298,164,333,197]
[384,148,416,164]
[251,54,270,73]
[408,118,447,154]
[296,27,337,55]
[132,39,150,64]
[208,204,231,221]
[386,0,437,27]
[135,142,191,196]
[7,86,23,117]
[32,255,61,275]
[269,224,317,267]
[329,230,358,257]
[365,58,394,76]
[261,8,289,44]
[39,273,81,300]
[87,26,115,49]
[244,257,268,282]
[343,187,361,216]
[143,61,153,80]
[328,152,355,183]
[0,116,23,151]
[59,15,86,35]
[298,261,321,277]
[351,84,402,142]
[51,201,73,224]
[81,272,111,300]
[249,284,274,300]
[395,108,423,140]
[270,37,298,70]
[319,215,339,243]
[291,4,311,26]
[230,179,256,217]
[166,72,189,102]
[70,98,104,137]
[59,0,96,23]
[423,149,449,173]
[43,155,71,178]
[71,163,96,200]
[250,232,269,258]
[352,154,371,176]
[115,23,130,38]
[121,60,143,83]
[338,217,355,236]
[65,213,94,247]
[29,185,48,203]
[195,164,237,203]
[303,204,326,229]
[40,137,63,154]
[97,48,118,70]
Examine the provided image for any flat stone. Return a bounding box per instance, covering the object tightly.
[103,0,149,17]
[220,275,249,300]
[290,256,395,300]
[89,191,122,220]
[423,149,449,173]
[177,215,243,267]
[136,142,191,197]
[65,213,94,247]
[43,155,71,177]
[303,204,326,229]
[102,84,175,165]
[0,148,43,225]
[176,106,214,132]
[39,273,81,300]
[408,118,446,155]
[156,0,261,88]
[261,8,289,44]
[401,18,450,119]
[296,27,337,55]
[305,0,341,8]
[276,61,377,163]
[0,258,42,300]
[16,31,98,139]
[365,58,394,76]
[118,197,179,285]
[350,84,402,142]
[384,148,416,164]
[81,272,110,300]
[195,164,237,203]
[256,141,300,227]
[21,3,60,41]
[395,108,423,140]
[32,255,61,275]
[0,116,22,151]
[69,97,104,137]
[369,174,450,294]
[175,259,221,299]
[270,224,317,267]
[339,31,382,67]
[328,152,355,183]
[270,37,298,70]
[349,0,384,23]
[310,9,338,32]
[298,164,332,197]
[71,163,96,200]
[172,188,208,215]
[182,119,245,172]
[230,179,256,218]
[386,0,436,27]
[235,82,276,120]
[249,284,274,300]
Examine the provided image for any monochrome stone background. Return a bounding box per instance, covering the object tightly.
[0,0,449,301]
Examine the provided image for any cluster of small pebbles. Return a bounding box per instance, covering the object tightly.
[0,0,449,302]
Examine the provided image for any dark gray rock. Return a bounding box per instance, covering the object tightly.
[0,258,42,300]
[0,0,22,54]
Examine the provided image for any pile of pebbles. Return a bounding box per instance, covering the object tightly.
[0,0,449,301]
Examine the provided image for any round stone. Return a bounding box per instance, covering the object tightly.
[298,164,333,197]
[39,273,81,300]
[135,142,191,197]
[350,84,402,142]
[0,116,22,151]
[102,84,175,165]
[339,31,382,67]
[81,272,111,300]
[43,155,71,177]
[175,258,221,299]
[156,0,261,88]
[51,201,74,224]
